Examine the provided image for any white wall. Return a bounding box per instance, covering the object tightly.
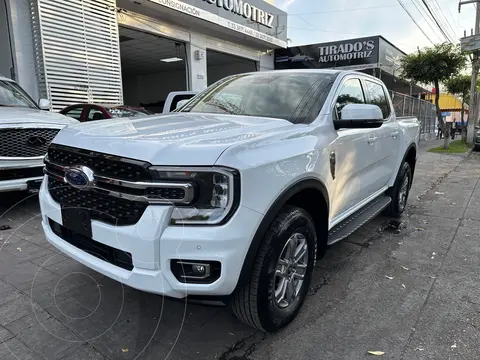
[207,62,256,86]
[0,0,13,79]
[8,0,39,100]
[122,70,187,107]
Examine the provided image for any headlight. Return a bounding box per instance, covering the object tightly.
[147,167,239,225]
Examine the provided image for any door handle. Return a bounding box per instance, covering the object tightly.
[367,136,378,144]
[391,131,400,138]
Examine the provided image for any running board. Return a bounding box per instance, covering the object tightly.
[327,196,392,245]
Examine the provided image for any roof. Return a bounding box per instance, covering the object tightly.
[424,93,467,112]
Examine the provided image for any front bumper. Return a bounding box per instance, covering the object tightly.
[0,158,44,192]
[38,177,263,298]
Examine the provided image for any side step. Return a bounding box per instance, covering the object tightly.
[327,196,392,245]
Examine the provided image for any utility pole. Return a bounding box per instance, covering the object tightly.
[460,0,480,144]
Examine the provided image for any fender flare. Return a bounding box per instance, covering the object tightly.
[234,178,329,290]
[401,143,417,174]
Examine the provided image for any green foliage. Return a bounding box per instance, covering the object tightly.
[400,43,467,85]
[445,75,472,97]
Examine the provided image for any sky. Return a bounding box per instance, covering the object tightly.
[275,0,476,54]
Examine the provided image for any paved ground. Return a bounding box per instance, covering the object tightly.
[0,138,477,360]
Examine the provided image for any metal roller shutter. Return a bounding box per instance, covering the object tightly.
[30,0,123,111]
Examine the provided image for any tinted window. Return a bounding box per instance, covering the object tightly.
[87,108,108,121]
[64,107,83,120]
[335,79,365,119]
[365,80,391,119]
[180,72,336,122]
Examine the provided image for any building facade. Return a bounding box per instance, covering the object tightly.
[1,0,287,111]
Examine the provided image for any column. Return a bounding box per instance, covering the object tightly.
[186,34,207,92]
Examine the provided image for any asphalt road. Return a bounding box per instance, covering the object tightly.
[0,138,477,360]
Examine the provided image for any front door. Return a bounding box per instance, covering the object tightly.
[329,77,378,221]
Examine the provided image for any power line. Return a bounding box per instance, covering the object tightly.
[410,0,445,42]
[396,0,435,44]
[431,0,459,37]
[420,0,455,42]
[429,0,459,42]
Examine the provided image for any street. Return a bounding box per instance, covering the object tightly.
[0,140,479,360]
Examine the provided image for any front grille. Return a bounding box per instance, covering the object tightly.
[49,218,133,271]
[0,128,60,157]
[47,144,151,182]
[48,177,147,225]
[0,167,44,181]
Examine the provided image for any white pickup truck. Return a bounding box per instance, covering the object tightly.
[0,75,78,192]
[39,70,420,332]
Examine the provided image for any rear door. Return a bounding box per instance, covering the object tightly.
[362,79,400,190]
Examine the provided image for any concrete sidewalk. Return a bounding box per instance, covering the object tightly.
[246,150,480,359]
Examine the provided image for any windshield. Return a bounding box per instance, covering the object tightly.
[107,108,153,118]
[180,72,337,122]
[0,80,39,109]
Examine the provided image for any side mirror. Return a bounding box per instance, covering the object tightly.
[38,99,51,110]
[175,99,190,110]
[334,104,384,130]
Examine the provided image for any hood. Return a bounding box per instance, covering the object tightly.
[53,113,293,165]
[0,107,79,127]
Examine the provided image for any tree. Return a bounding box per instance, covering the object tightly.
[400,43,466,149]
[445,75,475,143]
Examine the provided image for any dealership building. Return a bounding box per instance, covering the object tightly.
[1,0,287,111]
[275,36,427,96]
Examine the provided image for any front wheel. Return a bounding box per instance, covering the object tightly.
[385,161,412,217]
[231,206,317,332]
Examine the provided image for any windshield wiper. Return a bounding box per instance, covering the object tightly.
[205,98,245,115]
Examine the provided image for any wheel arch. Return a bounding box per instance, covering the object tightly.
[235,178,329,290]
[402,143,417,186]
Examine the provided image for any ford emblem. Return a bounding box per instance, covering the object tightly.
[64,166,94,190]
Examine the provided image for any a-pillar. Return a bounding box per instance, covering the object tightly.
[186,34,207,92]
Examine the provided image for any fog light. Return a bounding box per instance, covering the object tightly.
[171,260,221,284]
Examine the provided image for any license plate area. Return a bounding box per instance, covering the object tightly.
[61,207,92,238]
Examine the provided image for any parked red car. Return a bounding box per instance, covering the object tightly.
[59,104,153,122]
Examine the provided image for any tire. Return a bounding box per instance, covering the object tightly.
[231,206,317,332]
[385,161,412,217]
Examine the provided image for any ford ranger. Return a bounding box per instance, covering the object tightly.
[39,70,420,332]
[0,75,78,192]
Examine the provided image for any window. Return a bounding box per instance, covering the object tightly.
[335,79,365,119]
[180,72,337,123]
[63,107,83,120]
[365,80,391,119]
[87,108,108,121]
[0,80,38,109]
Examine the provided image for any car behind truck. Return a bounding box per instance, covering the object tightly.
[39,70,420,332]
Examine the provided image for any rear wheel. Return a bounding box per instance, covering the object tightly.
[385,161,412,217]
[231,206,317,332]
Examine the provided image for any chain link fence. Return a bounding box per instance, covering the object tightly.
[389,91,437,136]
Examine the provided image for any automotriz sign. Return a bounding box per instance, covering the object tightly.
[201,0,275,28]
[318,39,375,63]
[274,36,380,70]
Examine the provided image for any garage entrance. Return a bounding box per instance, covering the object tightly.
[207,50,257,86]
[119,27,187,113]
